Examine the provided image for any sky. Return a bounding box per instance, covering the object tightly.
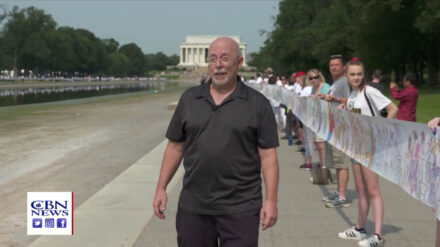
[2,0,280,56]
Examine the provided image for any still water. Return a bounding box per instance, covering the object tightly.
[0,81,167,107]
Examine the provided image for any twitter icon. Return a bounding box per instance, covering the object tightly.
[32,218,42,228]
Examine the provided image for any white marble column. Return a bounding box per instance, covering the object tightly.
[242,47,246,65]
[188,47,192,64]
[180,47,183,64]
[199,48,203,64]
[193,47,197,64]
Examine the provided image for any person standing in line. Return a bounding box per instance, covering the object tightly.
[427,116,440,247]
[298,75,315,170]
[282,72,304,142]
[322,55,352,208]
[255,73,263,84]
[368,69,385,94]
[390,73,419,122]
[337,59,397,247]
[263,67,273,83]
[293,72,307,150]
[153,37,279,247]
[308,69,330,169]
[428,116,440,131]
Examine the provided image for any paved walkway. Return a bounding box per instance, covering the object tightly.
[29,134,436,247]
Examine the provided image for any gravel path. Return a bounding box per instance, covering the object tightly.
[0,88,185,247]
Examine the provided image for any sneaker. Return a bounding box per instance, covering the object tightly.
[325,197,351,208]
[296,147,305,152]
[281,135,289,140]
[299,163,312,170]
[358,235,384,247]
[322,192,338,202]
[338,226,368,240]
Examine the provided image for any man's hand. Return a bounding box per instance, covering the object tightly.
[325,94,333,101]
[259,200,277,230]
[390,82,398,89]
[337,103,346,110]
[316,93,326,100]
[153,189,167,219]
[428,117,440,132]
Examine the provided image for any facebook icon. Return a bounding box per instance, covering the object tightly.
[57,218,67,228]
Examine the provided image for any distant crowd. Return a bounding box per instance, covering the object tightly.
[246,55,420,247]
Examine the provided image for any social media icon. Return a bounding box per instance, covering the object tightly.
[32,218,42,228]
[57,218,67,228]
[45,218,54,228]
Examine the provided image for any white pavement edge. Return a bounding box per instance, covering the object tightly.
[28,139,183,247]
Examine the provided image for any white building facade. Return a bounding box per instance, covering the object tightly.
[178,35,248,68]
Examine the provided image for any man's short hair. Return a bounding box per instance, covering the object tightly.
[404,73,416,84]
[265,67,273,73]
[372,69,382,79]
[329,54,344,64]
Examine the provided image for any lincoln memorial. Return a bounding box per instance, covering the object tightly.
[178,35,248,68]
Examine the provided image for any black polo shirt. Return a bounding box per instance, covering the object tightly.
[166,78,279,215]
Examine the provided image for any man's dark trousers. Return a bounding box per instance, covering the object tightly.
[176,207,260,247]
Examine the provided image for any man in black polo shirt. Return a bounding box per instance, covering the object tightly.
[153,37,279,247]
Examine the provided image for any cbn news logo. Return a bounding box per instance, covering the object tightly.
[27,192,74,235]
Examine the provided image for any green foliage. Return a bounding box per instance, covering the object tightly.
[0,6,180,77]
[159,74,180,80]
[119,43,145,76]
[253,0,440,85]
[102,38,119,53]
[1,6,56,73]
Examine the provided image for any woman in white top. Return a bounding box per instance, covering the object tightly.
[298,77,314,169]
[295,73,306,95]
[337,60,397,247]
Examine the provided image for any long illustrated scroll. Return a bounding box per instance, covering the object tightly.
[250,83,440,220]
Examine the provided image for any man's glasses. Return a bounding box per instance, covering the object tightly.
[309,76,320,80]
[208,56,231,64]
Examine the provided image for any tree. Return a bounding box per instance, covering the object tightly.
[45,27,78,72]
[102,38,119,53]
[70,28,108,74]
[119,43,145,76]
[168,55,180,66]
[150,52,169,71]
[1,6,56,75]
[252,0,440,85]
[414,0,440,86]
[107,52,130,76]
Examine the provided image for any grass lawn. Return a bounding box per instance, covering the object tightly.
[415,88,440,124]
[388,88,440,124]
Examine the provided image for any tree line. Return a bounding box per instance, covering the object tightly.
[0,6,179,77]
[249,0,440,86]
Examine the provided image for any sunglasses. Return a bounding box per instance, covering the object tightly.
[330,54,343,59]
[308,76,320,80]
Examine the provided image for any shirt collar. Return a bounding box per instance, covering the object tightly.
[194,76,248,100]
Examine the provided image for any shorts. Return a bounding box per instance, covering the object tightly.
[326,143,350,169]
[350,158,362,165]
[315,136,325,142]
